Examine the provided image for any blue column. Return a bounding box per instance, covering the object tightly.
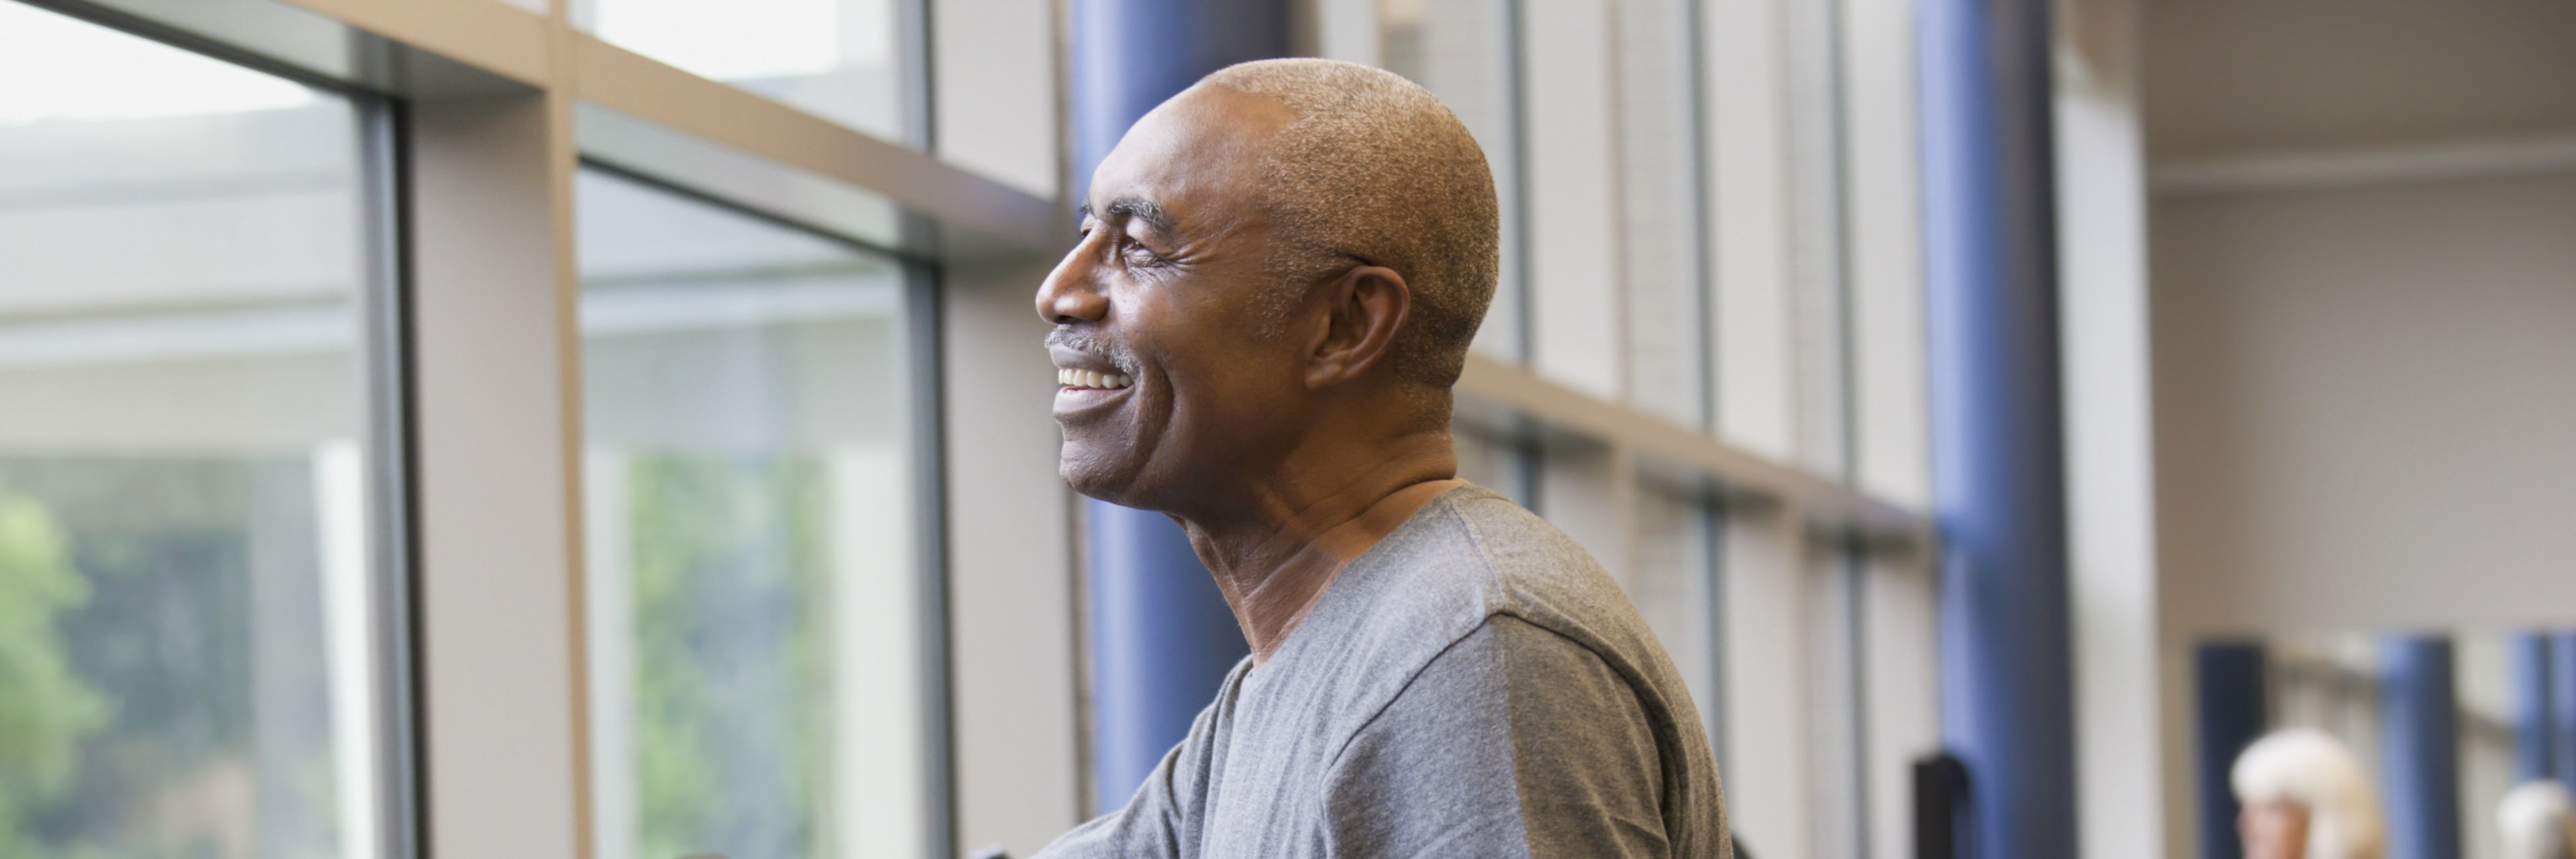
[2196,642,2269,859]
[2554,633,2576,784]
[1071,0,1293,193]
[2511,633,2557,783]
[1068,0,1285,813]
[1085,504,1247,810]
[2381,636,2461,859]
[1919,0,2076,857]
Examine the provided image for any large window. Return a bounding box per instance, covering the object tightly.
[0,3,396,857]
[1630,483,1725,750]
[576,0,921,145]
[1615,0,1713,430]
[577,167,936,859]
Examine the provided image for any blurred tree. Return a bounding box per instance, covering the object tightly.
[0,481,112,858]
[629,454,832,859]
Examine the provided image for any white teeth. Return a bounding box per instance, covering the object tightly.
[1057,367,1134,389]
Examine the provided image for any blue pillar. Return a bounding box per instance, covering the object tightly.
[1068,0,1284,813]
[1071,0,1293,191]
[2511,633,2557,783]
[1919,0,2076,856]
[2554,633,2576,784]
[2196,642,2269,859]
[2381,636,2461,859]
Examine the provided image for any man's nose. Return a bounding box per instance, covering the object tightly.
[1034,244,1110,325]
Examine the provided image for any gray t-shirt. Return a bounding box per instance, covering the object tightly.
[1035,485,1729,858]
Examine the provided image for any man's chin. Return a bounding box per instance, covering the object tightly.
[1058,455,1147,508]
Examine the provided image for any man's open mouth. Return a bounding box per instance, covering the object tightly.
[1056,368,1134,390]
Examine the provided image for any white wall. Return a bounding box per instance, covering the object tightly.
[2150,172,2576,634]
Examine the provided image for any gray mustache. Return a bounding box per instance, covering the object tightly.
[1045,328,1133,374]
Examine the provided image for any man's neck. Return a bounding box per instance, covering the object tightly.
[1178,433,1463,664]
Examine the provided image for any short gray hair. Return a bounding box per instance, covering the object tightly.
[1199,58,1500,393]
[2232,728,2387,859]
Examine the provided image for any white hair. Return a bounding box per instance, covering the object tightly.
[2500,780,2576,859]
[2231,728,2387,859]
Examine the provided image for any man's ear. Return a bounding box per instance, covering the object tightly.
[1305,264,1410,389]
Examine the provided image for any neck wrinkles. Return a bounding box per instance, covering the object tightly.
[1179,430,1463,664]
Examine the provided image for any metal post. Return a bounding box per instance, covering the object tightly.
[2510,633,2557,783]
[1919,0,2076,856]
[2381,636,2461,859]
[2553,633,2576,785]
[2196,642,2269,859]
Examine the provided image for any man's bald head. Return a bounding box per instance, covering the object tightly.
[1198,58,1501,392]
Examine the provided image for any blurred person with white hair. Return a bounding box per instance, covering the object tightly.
[2231,727,2387,859]
[2500,780,2576,859]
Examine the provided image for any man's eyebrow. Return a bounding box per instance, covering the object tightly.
[1076,196,1177,236]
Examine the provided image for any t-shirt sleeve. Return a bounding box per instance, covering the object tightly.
[1031,699,1216,859]
[1321,615,1672,859]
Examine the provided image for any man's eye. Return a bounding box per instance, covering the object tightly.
[1120,242,1165,266]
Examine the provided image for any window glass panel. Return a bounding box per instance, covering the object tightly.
[577,0,916,145]
[578,168,932,859]
[1807,546,1868,858]
[1383,0,1524,361]
[0,3,388,857]
[1631,483,1723,749]
[1615,0,1711,429]
[1450,425,1529,506]
[1786,0,1855,478]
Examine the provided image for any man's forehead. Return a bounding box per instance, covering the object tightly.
[1084,85,1293,230]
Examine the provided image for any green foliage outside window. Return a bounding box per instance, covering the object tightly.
[627,453,835,859]
[0,482,112,859]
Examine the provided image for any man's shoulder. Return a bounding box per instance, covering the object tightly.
[1361,487,1700,728]
[1293,485,1661,711]
[1393,486,1648,650]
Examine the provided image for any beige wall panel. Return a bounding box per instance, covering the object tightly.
[932,0,1062,198]
[407,93,584,859]
[943,258,1087,857]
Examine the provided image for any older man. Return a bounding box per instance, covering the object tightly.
[1034,58,1728,858]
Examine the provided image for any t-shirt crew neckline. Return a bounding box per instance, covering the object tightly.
[1239,483,1495,695]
